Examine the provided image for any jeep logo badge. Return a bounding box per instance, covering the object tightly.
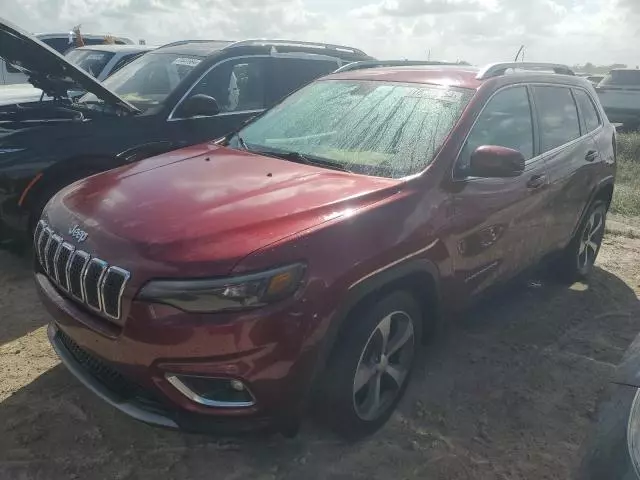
[69,225,88,243]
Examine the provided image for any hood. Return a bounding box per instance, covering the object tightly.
[45,144,399,277]
[0,17,137,113]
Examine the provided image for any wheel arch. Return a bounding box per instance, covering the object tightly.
[570,175,615,239]
[21,155,122,226]
[310,257,442,392]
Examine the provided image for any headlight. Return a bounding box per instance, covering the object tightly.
[137,263,306,313]
[628,389,640,476]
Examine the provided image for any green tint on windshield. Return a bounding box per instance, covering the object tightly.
[238,80,473,178]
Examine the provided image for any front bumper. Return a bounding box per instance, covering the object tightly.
[37,272,316,434]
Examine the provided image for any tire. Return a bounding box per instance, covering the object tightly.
[320,291,422,440]
[554,200,607,283]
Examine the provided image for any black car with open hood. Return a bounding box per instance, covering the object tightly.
[0,16,373,242]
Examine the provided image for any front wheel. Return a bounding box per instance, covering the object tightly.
[320,291,422,440]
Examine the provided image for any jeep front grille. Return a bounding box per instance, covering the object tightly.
[34,220,131,321]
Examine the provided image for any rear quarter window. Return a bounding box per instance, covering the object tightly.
[573,89,601,133]
[532,86,581,152]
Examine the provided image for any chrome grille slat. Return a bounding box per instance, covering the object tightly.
[102,267,131,320]
[46,235,63,280]
[71,251,90,301]
[85,258,108,311]
[36,220,131,322]
[38,227,52,270]
[56,243,75,291]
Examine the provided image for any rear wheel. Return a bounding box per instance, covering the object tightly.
[554,200,607,282]
[320,291,422,440]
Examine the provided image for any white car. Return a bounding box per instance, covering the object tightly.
[0,32,134,85]
[0,44,156,106]
[596,69,640,129]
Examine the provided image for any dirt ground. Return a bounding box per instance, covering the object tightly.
[1,233,639,480]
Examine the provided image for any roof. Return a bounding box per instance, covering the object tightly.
[326,63,592,90]
[327,66,484,90]
[73,44,157,53]
[34,32,133,42]
[154,39,370,59]
[155,40,234,56]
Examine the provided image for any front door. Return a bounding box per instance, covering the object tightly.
[169,57,270,144]
[447,85,550,298]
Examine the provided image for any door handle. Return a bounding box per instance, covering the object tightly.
[585,150,598,162]
[526,174,546,189]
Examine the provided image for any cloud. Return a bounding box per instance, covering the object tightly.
[2,0,639,68]
[353,0,483,18]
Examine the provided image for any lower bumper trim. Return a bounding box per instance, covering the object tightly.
[48,323,179,429]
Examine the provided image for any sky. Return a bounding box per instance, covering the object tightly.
[3,0,639,67]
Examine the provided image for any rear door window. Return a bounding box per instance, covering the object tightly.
[573,89,601,133]
[532,86,581,152]
[268,57,340,104]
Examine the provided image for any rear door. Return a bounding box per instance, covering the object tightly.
[532,85,599,251]
[449,85,550,297]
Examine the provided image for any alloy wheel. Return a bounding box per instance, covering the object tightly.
[578,208,605,271]
[352,310,415,421]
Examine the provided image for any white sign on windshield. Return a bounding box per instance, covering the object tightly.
[172,58,201,67]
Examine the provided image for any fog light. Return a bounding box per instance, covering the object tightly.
[166,374,255,408]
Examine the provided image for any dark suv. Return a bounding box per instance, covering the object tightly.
[35,61,616,439]
[0,17,371,242]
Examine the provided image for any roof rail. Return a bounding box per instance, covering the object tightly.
[476,62,575,80]
[224,39,367,56]
[158,39,234,49]
[334,59,458,74]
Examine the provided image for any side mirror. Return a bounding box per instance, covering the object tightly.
[180,94,220,118]
[469,145,525,178]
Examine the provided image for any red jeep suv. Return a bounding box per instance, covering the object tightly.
[35,61,616,439]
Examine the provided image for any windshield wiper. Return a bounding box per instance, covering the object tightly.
[260,149,352,173]
[237,135,250,151]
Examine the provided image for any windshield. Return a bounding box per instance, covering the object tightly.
[79,52,202,109]
[65,49,115,78]
[235,80,473,178]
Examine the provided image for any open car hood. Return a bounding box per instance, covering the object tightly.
[0,17,138,113]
